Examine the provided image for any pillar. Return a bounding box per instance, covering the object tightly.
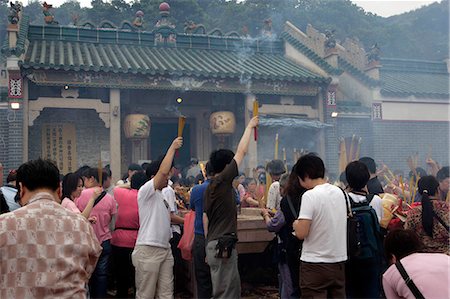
[22,79,28,162]
[110,89,121,183]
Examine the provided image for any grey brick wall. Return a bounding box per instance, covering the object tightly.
[0,109,8,184]
[8,106,23,172]
[373,120,450,175]
[29,108,109,173]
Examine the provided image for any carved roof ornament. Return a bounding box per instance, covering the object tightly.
[367,43,381,64]
[42,2,58,25]
[184,20,206,34]
[262,18,273,37]
[8,1,22,25]
[154,2,176,45]
[133,11,144,29]
[324,29,337,50]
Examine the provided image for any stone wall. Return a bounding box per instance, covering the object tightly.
[28,107,109,173]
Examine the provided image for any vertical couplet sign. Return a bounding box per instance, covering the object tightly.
[42,124,77,174]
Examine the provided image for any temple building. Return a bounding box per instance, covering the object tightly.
[2,2,449,182]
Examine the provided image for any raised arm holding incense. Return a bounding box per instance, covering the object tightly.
[233,116,259,166]
[154,137,183,190]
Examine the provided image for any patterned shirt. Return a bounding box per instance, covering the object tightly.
[405,200,450,255]
[0,192,102,298]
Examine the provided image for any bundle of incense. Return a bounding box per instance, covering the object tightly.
[282,147,287,171]
[274,134,279,159]
[178,116,186,137]
[199,162,206,180]
[98,159,103,188]
[253,100,259,141]
[399,176,406,202]
[408,176,414,205]
[355,137,362,160]
[411,176,419,204]
[265,172,272,206]
[383,174,394,186]
[293,148,297,164]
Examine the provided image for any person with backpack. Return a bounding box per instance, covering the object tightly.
[293,154,347,298]
[344,161,383,298]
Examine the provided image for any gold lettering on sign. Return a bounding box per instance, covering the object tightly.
[42,124,77,174]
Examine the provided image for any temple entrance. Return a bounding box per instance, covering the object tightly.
[149,119,192,168]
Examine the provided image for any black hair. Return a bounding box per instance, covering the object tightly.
[205,162,214,177]
[194,174,204,185]
[243,177,257,188]
[16,159,60,192]
[346,161,370,191]
[131,171,147,190]
[285,168,306,210]
[6,170,17,183]
[83,167,108,185]
[103,168,112,178]
[75,165,90,177]
[384,229,424,261]
[62,172,83,200]
[359,157,377,174]
[266,159,286,176]
[146,160,162,179]
[436,166,449,182]
[293,153,324,180]
[0,191,10,214]
[141,162,151,171]
[209,149,234,174]
[418,175,439,237]
[128,163,143,171]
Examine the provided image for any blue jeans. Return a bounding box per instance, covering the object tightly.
[89,239,111,298]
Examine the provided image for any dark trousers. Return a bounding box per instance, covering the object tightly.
[300,261,346,299]
[170,231,188,294]
[193,234,213,299]
[112,245,135,298]
[346,257,381,299]
[90,239,112,298]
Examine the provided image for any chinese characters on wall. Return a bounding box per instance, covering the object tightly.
[42,124,77,174]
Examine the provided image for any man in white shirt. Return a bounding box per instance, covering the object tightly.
[132,137,183,299]
[293,154,347,298]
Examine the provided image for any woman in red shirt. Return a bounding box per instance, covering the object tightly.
[111,171,147,298]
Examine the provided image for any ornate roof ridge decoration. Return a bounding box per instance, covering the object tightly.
[2,15,29,57]
[280,31,342,76]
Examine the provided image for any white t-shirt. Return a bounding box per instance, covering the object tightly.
[348,192,384,222]
[162,182,181,235]
[298,183,347,263]
[136,179,171,248]
[266,181,281,211]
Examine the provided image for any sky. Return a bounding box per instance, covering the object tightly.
[44,0,438,18]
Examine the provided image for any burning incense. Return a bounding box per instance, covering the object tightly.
[274,134,279,159]
[408,176,414,205]
[178,116,186,137]
[253,100,259,141]
[199,162,206,180]
[265,172,272,206]
[399,176,406,202]
[411,176,419,204]
[293,148,297,164]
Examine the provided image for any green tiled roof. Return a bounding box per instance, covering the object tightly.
[280,31,342,76]
[338,57,380,87]
[380,58,449,98]
[19,24,327,84]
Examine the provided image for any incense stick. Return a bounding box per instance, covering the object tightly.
[399,176,406,202]
[253,100,258,141]
[274,134,279,159]
[178,116,186,137]
[98,159,103,188]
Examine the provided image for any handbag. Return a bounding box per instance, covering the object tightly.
[395,260,425,299]
[177,210,195,261]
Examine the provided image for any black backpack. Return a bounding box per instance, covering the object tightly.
[342,190,382,260]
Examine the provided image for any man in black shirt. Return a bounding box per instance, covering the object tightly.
[203,116,258,298]
[359,157,384,195]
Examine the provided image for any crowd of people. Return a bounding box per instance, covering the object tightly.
[0,115,449,299]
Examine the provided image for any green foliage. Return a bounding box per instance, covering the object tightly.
[13,0,448,60]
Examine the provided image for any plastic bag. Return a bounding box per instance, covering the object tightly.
[177,210,195,261]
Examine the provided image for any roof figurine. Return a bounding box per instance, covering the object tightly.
[262,18,273,37]
[184,20,206,34]
[8,1,22,25]
[154,2,176,45]
[367,43,381,65]
[42,2,58,25]
[133,11,144,29]
[325,29,337,51]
